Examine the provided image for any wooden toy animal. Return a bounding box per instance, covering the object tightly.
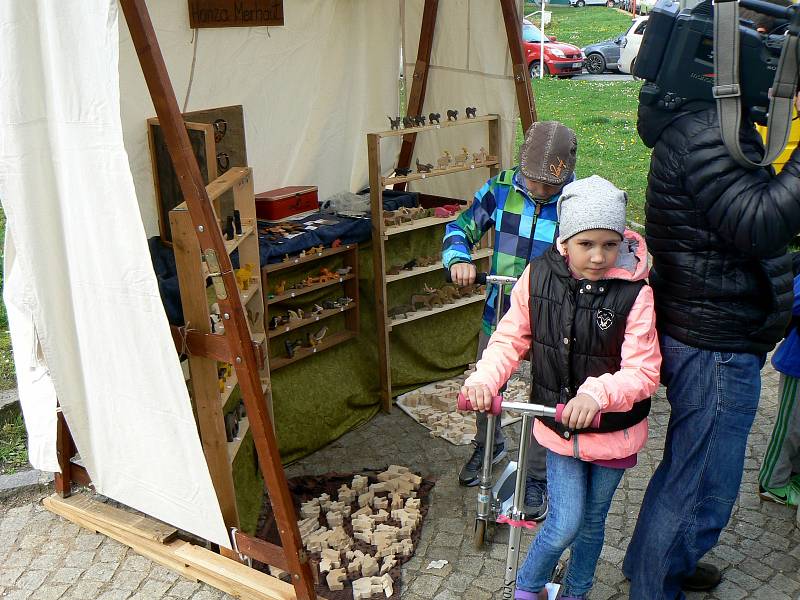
[416,158,433,173]
[454,147,469,166]
[424,284,452,304]
[436,151,452,170]
[465,106,477,119]
[394,167,412,176]
[387,116,401,130]
[411,292,442,311]
[414,115,427,127]
[446,109,459,121]
[440,283,462,301]
[388,305,414,319]
[429,112,441,124]
[402,116,415,128]
[473,147,488,163]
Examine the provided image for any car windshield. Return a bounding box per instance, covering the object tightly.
[522,22,546,43]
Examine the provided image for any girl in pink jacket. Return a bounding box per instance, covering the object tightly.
[461,175,661,600]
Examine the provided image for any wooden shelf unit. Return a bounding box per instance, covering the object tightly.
[261,244,359,370]
[387,292,486,330]
[368,115,500,411]
[170,166,269,531]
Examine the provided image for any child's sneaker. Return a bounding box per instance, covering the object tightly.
[758,483,800,507]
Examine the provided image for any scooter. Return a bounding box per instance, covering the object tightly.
[459,393,601,596]
[463,272,521,551]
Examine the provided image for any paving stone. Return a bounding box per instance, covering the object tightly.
[30,583,70,599]
[50,566,85,585]
[83,562,118,582]
[63,549,95,569]
[112,569,147,591]
[28,552,62,572]
[0,568,25,587]
[14,571,49,591]
[166,581,201,599]
[63,579,105,599]
[405,573,443,598]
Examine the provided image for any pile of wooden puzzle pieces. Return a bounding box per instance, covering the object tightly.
[286,465,424,599]
[397,366,528,445]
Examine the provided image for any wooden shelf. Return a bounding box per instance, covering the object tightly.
[227,417,249,462]
[383,160,498,185]
[262,244,356,274]
[372,114,499,138]
[238,281,261,305]
[223,221,255,255]
[267,274,355,305]
[269,330,357,370]
[384,214,461,238]
[388,293,485,330]
[385,247,493,283]
[268,303,356,339]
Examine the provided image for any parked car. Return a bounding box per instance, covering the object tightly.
[618,16,648,75]
[581,33,626,74]
[619,0,656,14]
[522,19,584,78]
[570,0,617,6]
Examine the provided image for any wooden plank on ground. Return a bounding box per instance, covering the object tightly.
[54,493,178,543]
[43,494,297,600]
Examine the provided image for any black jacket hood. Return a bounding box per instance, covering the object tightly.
[637,101,713,149]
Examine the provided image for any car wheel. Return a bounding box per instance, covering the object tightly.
[585,53,606,74]
[576,0,585,6]
[529,61,550,78]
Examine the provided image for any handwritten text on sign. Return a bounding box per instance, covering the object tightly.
[188,0,284,28]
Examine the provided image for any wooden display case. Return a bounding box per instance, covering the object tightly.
[261,244,360,371]
[170,166,269,528]
[368,115,501,411]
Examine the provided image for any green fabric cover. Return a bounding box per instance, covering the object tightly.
[233,226,484,532]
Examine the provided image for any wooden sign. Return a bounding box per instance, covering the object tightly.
[188,1,284,29]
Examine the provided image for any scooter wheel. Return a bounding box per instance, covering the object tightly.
[473,519,487,549]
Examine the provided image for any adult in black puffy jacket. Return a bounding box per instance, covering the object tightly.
[622,97,800,600]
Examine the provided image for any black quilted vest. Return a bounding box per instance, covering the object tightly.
[529,246,651,439]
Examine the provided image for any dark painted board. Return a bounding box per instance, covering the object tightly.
[187,0,284,28]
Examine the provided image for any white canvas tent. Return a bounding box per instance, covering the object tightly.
[1,0,522,567]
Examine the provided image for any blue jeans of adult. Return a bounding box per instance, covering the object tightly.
[623,334,766,600]
[516,450,625,598]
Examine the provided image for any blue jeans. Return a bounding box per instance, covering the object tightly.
[623,334,765,600]
[516,450,625,597]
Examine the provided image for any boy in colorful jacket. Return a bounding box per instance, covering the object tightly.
[442,121,577,520]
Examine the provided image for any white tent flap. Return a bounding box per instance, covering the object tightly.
[0,0,229,548]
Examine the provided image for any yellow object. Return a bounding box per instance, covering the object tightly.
[757,112,799,172]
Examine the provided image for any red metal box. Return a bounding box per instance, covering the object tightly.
[255,185,318,222]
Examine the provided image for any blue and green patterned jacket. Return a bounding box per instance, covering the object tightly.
[442,167,567,335]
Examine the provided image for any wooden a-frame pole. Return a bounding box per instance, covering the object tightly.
[394,0,537,191]
[117,1,316,597]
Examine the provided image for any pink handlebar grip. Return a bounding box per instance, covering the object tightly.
[457,393,503,415]
[555,404,602,429]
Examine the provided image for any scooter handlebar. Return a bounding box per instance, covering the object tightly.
[445,270,487,285]
[457,393,602,429]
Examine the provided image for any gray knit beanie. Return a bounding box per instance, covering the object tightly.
[556,175,627,241]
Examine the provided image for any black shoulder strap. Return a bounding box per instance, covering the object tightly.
[713,0,799,169]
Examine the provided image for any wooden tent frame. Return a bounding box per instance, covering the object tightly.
[47,1,537,599]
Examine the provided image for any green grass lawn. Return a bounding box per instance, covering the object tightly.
[515,78,651,226]
[525,4,634,48]
[0,411,28,475]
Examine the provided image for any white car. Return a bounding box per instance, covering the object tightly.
[619,16,649,75]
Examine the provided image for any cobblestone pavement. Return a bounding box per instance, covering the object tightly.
[1,360,799,599]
